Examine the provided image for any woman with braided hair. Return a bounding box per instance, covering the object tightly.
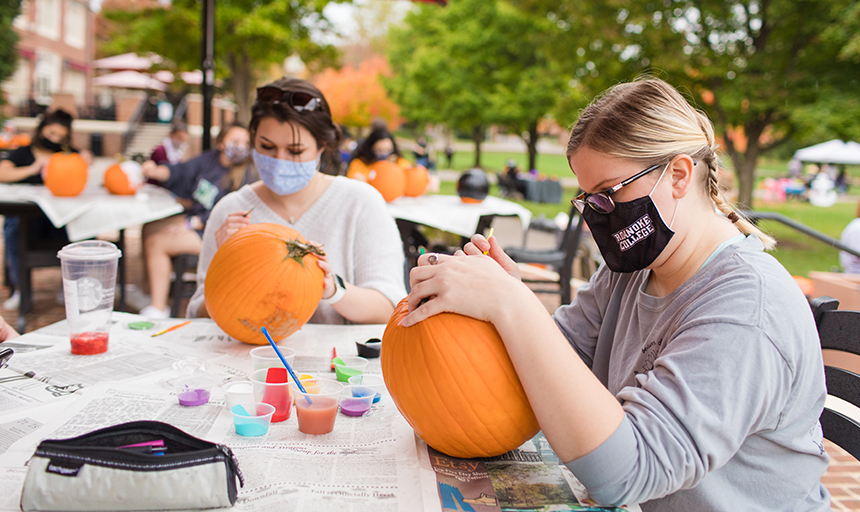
[401,78,830,510]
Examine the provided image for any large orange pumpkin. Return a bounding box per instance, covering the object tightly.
[368,160,406,202]
[104,160,144,195]
[204,223,325,344]
[403,165,429,197]
[44,152,88,197]
[382,298,540,458]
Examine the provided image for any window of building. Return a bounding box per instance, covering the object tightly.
[13,1,30,30]
[35,0,60,40]
[1,60,31,107]
[34,51,61,105]
[64,0,86,49]
[63,69,86,105]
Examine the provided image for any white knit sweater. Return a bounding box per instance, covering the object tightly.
[187,178,407,324]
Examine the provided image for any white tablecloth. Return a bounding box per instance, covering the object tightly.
[386,194,532,238]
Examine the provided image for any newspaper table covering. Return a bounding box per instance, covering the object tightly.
[0,313,638,512]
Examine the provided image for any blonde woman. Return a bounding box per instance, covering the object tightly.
[402,78,829,510]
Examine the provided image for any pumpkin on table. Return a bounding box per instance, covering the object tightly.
[204,223,326,344]
[382,297,540,458]
[403,165,429,197]
[104,160,144,195]
[367,160,406,202]
[44,151,88,197]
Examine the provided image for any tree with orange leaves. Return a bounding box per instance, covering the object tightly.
[314,57,402,131]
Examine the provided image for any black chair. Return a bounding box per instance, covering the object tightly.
[504,205,586,305]
[811,296,860,460]
[169,254,198,317]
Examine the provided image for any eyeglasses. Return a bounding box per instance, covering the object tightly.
[256,86,322,112]
[572,162,666,214]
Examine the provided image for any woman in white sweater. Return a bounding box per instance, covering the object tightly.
[187,78,406,324]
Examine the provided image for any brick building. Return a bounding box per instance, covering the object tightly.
[2,0,96,117]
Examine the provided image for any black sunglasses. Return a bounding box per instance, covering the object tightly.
[256,86,322,112]
[573,162,667,214]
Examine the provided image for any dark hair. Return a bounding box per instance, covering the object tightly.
[34,109,73,148]
[351,127,401,165]
[249,77,342,176]
[215,121,247,148]
[170,122,188,135]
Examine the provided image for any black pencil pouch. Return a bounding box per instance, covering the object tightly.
[20,420,244,511]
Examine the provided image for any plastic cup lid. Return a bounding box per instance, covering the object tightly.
[57,241,122,262]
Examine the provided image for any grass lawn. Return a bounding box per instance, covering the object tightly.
[446,150,573,179]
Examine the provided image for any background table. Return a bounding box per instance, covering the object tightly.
[0,184,183,330]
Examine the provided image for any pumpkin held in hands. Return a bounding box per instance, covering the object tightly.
[204,223,325,344]
[44,152,88,197]
[382,298,540,458]
[104,160,144,195]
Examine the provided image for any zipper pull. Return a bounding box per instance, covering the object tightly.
[218,444,244,488]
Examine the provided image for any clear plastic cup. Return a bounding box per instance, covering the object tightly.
[57,241,122,355]
[348,374,386,404]
[340,385,375,416]
[250,346,297,372]
[230,402,275,437]
[222,380,254,409]
[249,368,292,422]
[174,374,215,406]
[292,379,343,435]
[333,356,368,382]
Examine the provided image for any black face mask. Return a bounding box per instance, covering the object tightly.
[582,194,676,273]
[37,136,64,153]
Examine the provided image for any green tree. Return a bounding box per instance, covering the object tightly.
[101,0,344,123]
[386,0,564,169]
[0,0,23,110]
[517,0,860,208]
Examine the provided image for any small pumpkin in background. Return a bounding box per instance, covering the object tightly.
[368,160,406,202]
[403,165,429,197]
[44,151,88,197]
[205,223,325,345]
[382,297,540,458]
[104,160,144,195]
[346,158,371,182]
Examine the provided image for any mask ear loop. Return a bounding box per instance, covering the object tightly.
[648,161,681,229]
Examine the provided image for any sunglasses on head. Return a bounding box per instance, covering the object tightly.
[256,86,322,112]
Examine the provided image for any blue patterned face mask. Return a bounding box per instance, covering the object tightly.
[252,149,318,195]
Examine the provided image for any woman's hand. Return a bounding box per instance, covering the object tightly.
[401,251,525,327]
[214,210,251,248]
[142,160,170,182]
[311,243,337,299]
[456,233,521,280]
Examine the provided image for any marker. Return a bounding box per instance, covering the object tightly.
[331,347,337,371]
[243,207,255,217]
[151,320,192,337]
[483,227,494,255]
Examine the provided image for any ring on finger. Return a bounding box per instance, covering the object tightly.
[428,253,438,265]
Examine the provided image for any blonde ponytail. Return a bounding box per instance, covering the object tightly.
[706,164,777,249]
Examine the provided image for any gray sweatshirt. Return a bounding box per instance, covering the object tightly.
[556,235,830,511]
[188,178,407,322]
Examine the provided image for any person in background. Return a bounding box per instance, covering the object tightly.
[138,122,256,318]
[840,199,860,274]
[413,136,430,168]
[0,109,91,311]
[445,141,454,169]
[150,122,189,165]
[346,126,411,181]
[338,125,355,174]
[403,78,830,511]
[504,158,529,197]
[187,77,406,324]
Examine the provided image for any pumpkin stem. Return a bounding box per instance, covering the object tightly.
[282,238,325,266]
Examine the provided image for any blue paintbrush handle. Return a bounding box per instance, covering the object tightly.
[261,327,308,395]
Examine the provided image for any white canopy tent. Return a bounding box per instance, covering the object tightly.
[93,70,168,91]
[793,139,860,165]
[92,53,157,71]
